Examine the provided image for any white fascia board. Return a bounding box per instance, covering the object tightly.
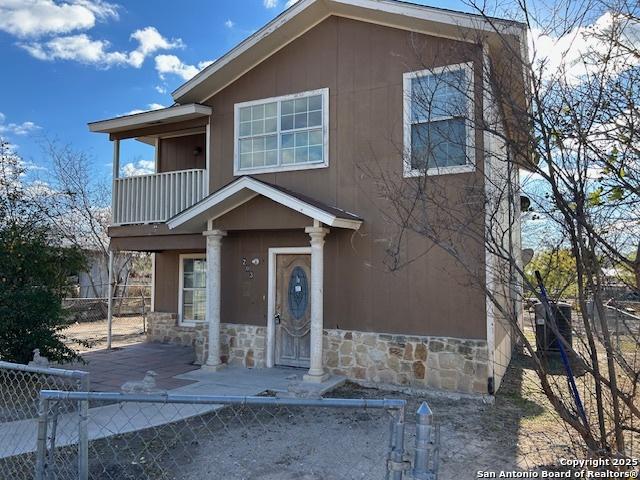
[167,176,362,230]
[88,104,212,134]
[331,0,524,35]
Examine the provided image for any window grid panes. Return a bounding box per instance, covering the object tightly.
[408,67,469,170]
[182,258,206,323]
[237,91,325,171]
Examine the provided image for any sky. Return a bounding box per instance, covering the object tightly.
[1,0,633,183]
[0,0,474,180]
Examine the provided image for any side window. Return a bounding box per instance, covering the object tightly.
[403,63,474,176]
[179,255,206,325]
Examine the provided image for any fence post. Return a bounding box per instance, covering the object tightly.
[412,401,436,480]
[386,406,407,480]
[141,292,147,334]
[35,397,49,480]
[107,250,114,349]
[78,373,90,480]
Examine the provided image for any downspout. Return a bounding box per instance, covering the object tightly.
[482,44,496,394]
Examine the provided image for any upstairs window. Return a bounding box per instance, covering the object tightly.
[403,63,475,176]
[234,88,329,175]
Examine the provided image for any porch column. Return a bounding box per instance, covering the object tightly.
[303,226,330,383]
[111,139,119,220]
[202,229,227,371]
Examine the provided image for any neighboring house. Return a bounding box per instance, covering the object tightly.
[76,250,110,298]
[88,0,527,394]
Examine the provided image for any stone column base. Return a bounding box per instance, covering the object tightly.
[201,363,226,372]
[303,372,330,383]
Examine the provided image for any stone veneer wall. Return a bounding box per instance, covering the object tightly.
[146,313,266,368]
[322,330,489,394]
[146,313,489,394]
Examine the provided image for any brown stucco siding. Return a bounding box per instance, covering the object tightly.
[153,231,310,324]
[158,133,206,173]
[126,16,488,340]
[211,195,313,231]
[110,233,205,252]
[153,250,201,313]
[152,227,485,339]
[220,230,310,327]
[202,16,487,339]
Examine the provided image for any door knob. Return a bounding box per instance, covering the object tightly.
[274,312,281,324]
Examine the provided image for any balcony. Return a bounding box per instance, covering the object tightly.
[87,103,213,226]
[113,169,207,225]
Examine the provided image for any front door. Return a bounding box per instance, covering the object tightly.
[275,254,311,368]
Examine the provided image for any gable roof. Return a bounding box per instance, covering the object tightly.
[166,176,363,231]
[173,0,527,104]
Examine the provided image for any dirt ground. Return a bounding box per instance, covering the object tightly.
[68,352,575,480]
[56,314,637,479]
[62,316,146,352]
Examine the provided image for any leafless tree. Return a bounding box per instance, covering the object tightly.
[368,0,640,465]
[40,140,144,301]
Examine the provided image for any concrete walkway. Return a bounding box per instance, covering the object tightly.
[0,343,344,459]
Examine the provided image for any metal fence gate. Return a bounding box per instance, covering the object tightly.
[35,391,439,480]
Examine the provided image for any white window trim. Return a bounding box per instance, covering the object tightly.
[402,62,476,178]
[233,88,329,176]
[178,253,207,327]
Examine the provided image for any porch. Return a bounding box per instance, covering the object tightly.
[77,342,344,397]
[163,176,363,383]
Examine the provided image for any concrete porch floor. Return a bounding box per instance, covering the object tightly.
[73,342,344,396]
[75,342,200,391]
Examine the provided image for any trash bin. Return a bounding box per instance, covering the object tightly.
[534,301,572,355]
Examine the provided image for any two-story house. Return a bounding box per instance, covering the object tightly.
[88,0,527,394]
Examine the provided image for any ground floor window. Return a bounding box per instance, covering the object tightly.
[179,254,206,325]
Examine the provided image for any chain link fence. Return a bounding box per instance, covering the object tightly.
[34,391,438,480]
[63,283,152,351]
[0,361,89,479]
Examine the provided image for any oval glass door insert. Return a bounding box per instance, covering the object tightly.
[288,266,308,320]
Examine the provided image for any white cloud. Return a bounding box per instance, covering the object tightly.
[154,54,214,81]
[154,54,198,80]
[122,103,165,116]
[155,84,167,94]
[127,26,183,68]
[0,112,40,136]
[224,19,235,29]
[0,0,118,38]
[530,12,640,84]
[19,26,183,68]
[122,159,155,177]
[285,0,299,7]
[263,0,277,8]
[21,34,123,63]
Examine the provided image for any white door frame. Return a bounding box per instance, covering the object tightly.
[266,246,312,368]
